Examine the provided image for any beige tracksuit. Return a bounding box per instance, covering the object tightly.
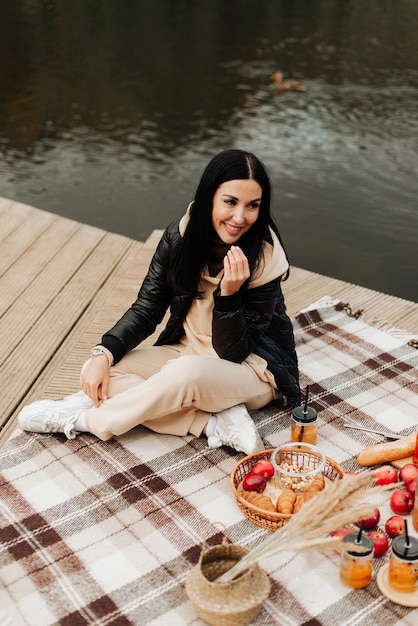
[85,232,288,441]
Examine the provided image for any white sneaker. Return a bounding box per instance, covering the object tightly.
[207,404,264,455]
[18,391,93,440]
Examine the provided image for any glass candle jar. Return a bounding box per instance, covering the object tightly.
[270,442,325,494]
[290,405,318,445]
[388,535,418,592]
[340,533,374,589]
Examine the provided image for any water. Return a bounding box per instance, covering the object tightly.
[0,0,417,302]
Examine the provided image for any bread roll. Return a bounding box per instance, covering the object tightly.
[240,491,277,513]
[293,491,316,513]
[306,474,325,492]
[356,434,416,466]
[276,489,296,514]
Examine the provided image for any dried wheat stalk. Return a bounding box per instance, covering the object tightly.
[216,471,391,584]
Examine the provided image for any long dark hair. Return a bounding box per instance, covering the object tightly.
[170,149,289,296]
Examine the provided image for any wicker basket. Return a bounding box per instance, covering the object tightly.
[185,531,270,626]
[231,448,344,531]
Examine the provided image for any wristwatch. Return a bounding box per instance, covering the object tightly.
[91,347,106,357]
[90,346,113,365]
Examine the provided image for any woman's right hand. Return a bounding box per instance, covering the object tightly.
[220,246,250,296]
[80,356,110,407]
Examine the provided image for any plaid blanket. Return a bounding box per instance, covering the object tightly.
[1,300,417,626]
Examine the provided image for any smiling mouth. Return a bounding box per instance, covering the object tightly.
[224,223,242,235]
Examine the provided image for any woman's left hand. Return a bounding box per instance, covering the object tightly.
[220,246,250,296]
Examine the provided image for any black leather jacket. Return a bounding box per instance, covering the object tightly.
[101,219,301,407]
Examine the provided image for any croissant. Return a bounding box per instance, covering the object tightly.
[292,495,304,514]
[306,474,325,493]
[241,491,277,513]
[276,489,297,514]
[293,490,317,514]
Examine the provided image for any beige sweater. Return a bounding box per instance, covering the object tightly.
[179,222,287,392]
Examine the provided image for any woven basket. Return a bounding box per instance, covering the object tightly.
[231,448,344,531]
[185,531,270,626]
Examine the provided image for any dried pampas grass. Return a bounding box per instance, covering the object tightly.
[217,470,392,584]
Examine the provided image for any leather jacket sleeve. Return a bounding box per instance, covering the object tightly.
[100,222,180,363]
[212,277,282,362]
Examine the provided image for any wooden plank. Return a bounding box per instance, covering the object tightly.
[0,217,82,316]
[0,198,36,243]
[0,198,416,447]
[0,221,105,363]
[0,231,159,444]
[0,204,58,275]
[0,230,136,434]
[0,234,145,445]
[282,267,418,333]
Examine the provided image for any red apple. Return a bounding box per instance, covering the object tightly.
[242,473,266,492]
[331,526,353,541]
[368,531,390,557]
[374,464,398,486]
[385,515,406,537]
[404,478,416,497]
[355,505,380,529]
[389,489,414,515]
[399,463,418,484]
[251,459,275,479]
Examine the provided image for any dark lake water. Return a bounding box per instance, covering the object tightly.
[1,0,417,302]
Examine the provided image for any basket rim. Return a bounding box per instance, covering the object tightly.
[230,448,345,522]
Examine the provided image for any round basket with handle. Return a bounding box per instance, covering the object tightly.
[185,526,271,626]
[231,448,345,531]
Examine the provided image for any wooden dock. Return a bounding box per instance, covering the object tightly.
[1,196,417,447]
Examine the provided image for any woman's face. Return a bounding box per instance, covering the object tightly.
[211,179,261,244]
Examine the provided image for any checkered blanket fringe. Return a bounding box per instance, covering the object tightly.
[1,300,417,626]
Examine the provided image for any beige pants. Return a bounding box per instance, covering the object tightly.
[85,344,277,441]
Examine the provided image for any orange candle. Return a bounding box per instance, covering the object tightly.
[290,422,317,445]
[388,535,418,592]
[290,405,318,445]
[340,533,374,589]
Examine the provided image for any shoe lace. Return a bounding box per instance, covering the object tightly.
[216,423,243,448]
[63,423,77,439]
[44,410,78,439]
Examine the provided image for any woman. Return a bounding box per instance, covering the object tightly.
[19,149,301,455]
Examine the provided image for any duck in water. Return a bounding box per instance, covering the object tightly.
[271,71,306,92]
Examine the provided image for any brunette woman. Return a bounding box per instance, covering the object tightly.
[19,149,300,455]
